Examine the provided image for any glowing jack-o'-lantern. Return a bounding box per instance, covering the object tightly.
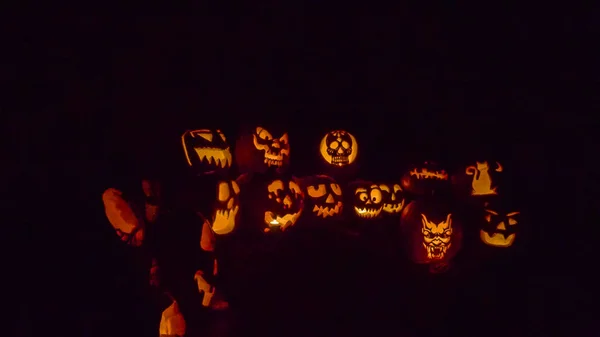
[379,183,405,214]
[181,129,232,174]
[263,178,304,232]
[235,126,290,174]
[211,179,241,235]
[400,161,449,196]
[303,175,343,219]
[319,130,358,167]
[350,182,384,219]
[400,199,462,269]
[480,200,520,248]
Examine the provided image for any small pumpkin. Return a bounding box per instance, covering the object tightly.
[211,179,241,235]
[181,129,232,174]
[479,198,521,248]
[348,180,384,220]
[400,161,449,196]
[399,198,463,270]
[235,126,290,174]
[302,175,344,220]
[319,130,358,167]
[451,160,505,197]
[379,183,406,215]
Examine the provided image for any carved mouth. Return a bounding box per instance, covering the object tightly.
[383,202,404,213]
[194,148,232,168]
[264,210,302,232]
[409,168,448,180]
[479,230,515,248]
[312,201,342,218]
[425,244,448,259]
[331,155,349,165]
[264,151,283,167]
[354,206,382,219]
[212,205,239,235]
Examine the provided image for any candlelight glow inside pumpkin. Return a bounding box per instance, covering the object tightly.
[264,179,304,232]
[401,161,449,196]
[319,130,358,167]
[480,202,519,248]
[253,127,290,168]
[421,213,453,260]
[466,161,503,196]
[380,183,405,214]
[306,175,343,219]
[212,180,240,235]
[181,129,232,172]
[353,184,383,219]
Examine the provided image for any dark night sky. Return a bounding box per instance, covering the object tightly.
[7,7,598,336]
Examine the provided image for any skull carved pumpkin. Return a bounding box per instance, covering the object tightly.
[400,161,450,196]
[263,178,305,232]
[400,199,463,270]
[303,175,343,220]
[479,199,520,248]
[235,126,290,174]
[319,130,358,167]
[211,179,241,235]
[181,129,232,174]
[349,181,384,220]
[379,183,406,215]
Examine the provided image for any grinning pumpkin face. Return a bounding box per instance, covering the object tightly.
[480,200,520,248]
[211,179,241,235]
[304,175,343,219]
[181,129,232,174]
[319,130,358,167]
[379,183,405,214]
[352,183,384,219]
[264,178,304,232]
[400,161,449,196]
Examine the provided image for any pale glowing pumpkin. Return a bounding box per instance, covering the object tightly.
[319,130,358,167]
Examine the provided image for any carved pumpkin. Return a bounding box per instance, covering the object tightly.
[211,179,241,235]
[379,183,406,215]
[479,199,521,248]
[302,175,343,220]
[235,126,290,174]
[319,130,358,167]
[159,299,186,337]
[452,160,505,197]
[348,181,384,220]
[399,199,463,270]
[181,129,232,174]
[400,161,449,196]
[263,178,305,232]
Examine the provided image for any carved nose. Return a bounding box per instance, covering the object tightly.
[271,141,280,149]
[391,194,396,201]
[283,195,292,208]
[365,200,371,205]
[325,194,335,204]
[337,148,345,154]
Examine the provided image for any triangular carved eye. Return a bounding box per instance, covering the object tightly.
[196,132,213,142]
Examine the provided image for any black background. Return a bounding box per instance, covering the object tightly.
[7,6,597,337]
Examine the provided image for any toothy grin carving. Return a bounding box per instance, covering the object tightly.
[331,155,349,165]
[409,168,448,180]
[264,210,302,232]
[312,201,342,218]
[354,206,382,219]
[194,148,232,168]
[263,151,283,167]
[383,201,404,213]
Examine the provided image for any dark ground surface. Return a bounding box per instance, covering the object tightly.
[8,6,596,337]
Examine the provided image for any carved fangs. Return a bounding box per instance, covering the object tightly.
[194,148,232,168]
[409,168,448,180]
[212,205,239,235]
[354,206,382,219]
[312,201,343,218]
[264,210,302,232]
[424,244,450,259]
[383,201,404,213]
